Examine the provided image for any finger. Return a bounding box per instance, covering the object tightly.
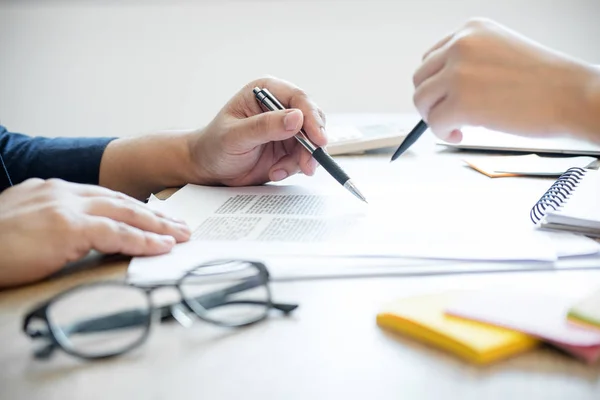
[422,31,455,61]
[426,96,464,142]
[82,216,176,256]
[228,109,304,151]
[66,181,182,222]
[268,154,302,182]
[255,77,327,147]
[85,197,191,242]
[447,129,463,143]
[296,142,318,176]
[276,139,318,177]
[413,70,449,122]
[413,46,449,88]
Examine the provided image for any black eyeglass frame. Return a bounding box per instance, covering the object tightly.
[23,260,298,361]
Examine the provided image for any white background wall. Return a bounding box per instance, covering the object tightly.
[1,0,599,138]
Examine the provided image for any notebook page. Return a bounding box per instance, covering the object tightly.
[545,169,600,229]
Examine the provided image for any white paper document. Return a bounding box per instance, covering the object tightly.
[130,181,600,284]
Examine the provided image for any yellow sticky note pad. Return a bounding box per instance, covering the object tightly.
[376,293,538,365]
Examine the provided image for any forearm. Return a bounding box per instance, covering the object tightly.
[99,130,199,200]
[580,66,600,142]
[563,64,600,143]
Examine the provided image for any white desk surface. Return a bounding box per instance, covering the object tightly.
[1,136,600,399]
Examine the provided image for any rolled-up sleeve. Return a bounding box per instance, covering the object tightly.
[0,125,116,192]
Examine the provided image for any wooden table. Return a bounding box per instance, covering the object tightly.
[1,260,600,400]
[2,139,600,399]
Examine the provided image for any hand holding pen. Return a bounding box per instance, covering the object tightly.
[188,77,342,188]
[253,87,367,203]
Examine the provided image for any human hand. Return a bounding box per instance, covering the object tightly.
[412,18,599,143]
[0,179,191,287]
[189,76,328,186]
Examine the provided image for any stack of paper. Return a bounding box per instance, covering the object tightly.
[130,179,600,284]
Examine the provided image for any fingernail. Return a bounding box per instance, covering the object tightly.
[284,110,302,131]
[170,216,186,224]
[178,224,192,235]
[159,235,176,247]
[272,169,288,182]
[320,126,327,138]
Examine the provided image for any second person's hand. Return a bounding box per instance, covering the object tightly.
[412,18,600,143]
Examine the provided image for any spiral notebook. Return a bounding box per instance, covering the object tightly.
[530,168,600,237]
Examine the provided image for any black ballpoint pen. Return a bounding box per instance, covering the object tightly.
[390,119,428,162]
[253,87,367,203]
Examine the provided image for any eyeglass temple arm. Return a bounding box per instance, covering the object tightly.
[45,280,298,337]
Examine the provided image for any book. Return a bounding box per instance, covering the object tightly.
[376,292,538,365]
[530,168,600,237]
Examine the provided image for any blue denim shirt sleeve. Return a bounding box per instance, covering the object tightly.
[0,125,116,193]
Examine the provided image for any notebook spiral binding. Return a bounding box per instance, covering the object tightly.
[529,167,587,224]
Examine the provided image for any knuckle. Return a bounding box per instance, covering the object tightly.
[116,220,130,235]
[259,74,275,83]
[44,178,65,190]
[24,178,45,187]
[290,88,308,104]
[253,113,271,134]
[249,75,276,90]
[412,71,420,88]
[48,207,77,233]
[412,88,423,109]
[107,220,131,244]
[465,17,491,29]
[451,35,475,56]
[118,200,143,221]
[317,108,327,125]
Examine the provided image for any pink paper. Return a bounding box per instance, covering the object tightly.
[551,342,600,364]
[446,291,600,363]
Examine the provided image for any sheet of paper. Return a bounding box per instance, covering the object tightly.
[462,154,596,178]
[143,183,561,258]
[128,249,555,285]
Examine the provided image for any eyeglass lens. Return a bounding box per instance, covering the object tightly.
[180,261,270,326]
[46,284,151,358]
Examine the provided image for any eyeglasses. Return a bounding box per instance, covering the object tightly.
[23,260,297,361]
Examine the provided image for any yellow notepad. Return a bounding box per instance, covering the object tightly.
[376,293,538,365]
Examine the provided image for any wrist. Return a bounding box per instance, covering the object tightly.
[185,127,221,186]
[100,130,200,199]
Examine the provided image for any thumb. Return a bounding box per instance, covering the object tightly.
[233,109,304,149]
